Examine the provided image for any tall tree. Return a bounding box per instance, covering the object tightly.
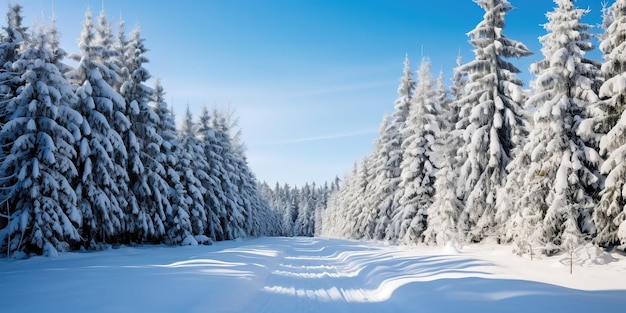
[424,58,466,246]
[456,0,532,241]
[392,57,440,244]
[0,4,28,125]
[178,106,210,241]
[69,9,128,245]
[211,110,248,240]
[119,26,169,242]
[0,28,82,256]
[498,0,601,255]
[152,79,195,245]
[196,108,228,240]
[374,56,415,240]
[588,0,626,246]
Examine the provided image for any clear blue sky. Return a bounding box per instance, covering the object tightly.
[11,0,603,187]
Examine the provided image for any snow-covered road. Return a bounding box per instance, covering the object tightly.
[1,237,625,312]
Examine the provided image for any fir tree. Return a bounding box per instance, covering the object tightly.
[0,28,82,256]
[120,26,169,242]
[152,79,194,245]
[423,59,466,246]
[374,56,415,240]
[499,0,601,254]
[456,0,532,241]
[393,57,440,244]
[178,106,209,241]
[0,4,28,125]
[69,9,128,245]
[589,0,626,246]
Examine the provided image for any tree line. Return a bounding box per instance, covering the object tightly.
[0,5,282,258]
[321,0,626,255]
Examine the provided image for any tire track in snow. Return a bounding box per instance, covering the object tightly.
[246,237,376,313]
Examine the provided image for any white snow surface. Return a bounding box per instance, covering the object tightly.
[1,237,625,312]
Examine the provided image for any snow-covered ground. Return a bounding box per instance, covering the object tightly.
[1,237,624,313]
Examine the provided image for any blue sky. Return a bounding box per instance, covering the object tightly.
[12,0,604,186]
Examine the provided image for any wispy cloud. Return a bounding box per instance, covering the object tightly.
[286,81,393,98]
[259,129,377,146]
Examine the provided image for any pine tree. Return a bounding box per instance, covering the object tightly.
[178,106,210,241]
[294,183,316,237]
[0,27,82,256]
[499,0,601,255]
[589,0,626,246]
[196,108,229,240]
[69,9,128,245]
[119,26,169,242]
[349,156,375,239]
[456,0,532,241]
[0,4,28,125]
[371,56,415,240]
[424,56,466,246]
[449,54,467,131]
[393,57,439,244]
[151,79,195,245]
[422,137,463,246]
[211,110,248,240]
[359,146,386,239]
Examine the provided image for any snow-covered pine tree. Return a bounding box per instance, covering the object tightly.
[210,110,248,240]
[68,9,128,246]
[456,0,532,242]
[423,59,466,246]
[0,4,28,125]
[196,108,229,241]
[0,27,82,256]
[371,56,415,241]
[422,133,464,246]
[321,164,361,238]
[435,70,451,131]
[94,9,122,88]
[46,12,72,76]
[278,183,295,236]
[347,155,375,239]
[256,182,283,237]
[499,0,601,255]
[119,26,169,243]
[178,106,210,242]
[151,79,195,245]
[393,57,440,244]
[588,0,626,246]
[218,107,263,237]
[358,132,390,240]
[294,183,316,237]
[449,54,467,131]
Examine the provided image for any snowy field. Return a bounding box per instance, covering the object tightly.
[1,237,625,313]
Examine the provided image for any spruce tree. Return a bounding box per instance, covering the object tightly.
[69,9,128,245]
[120,26,169,242]
[393,57,439,244]
[0,28,82,256]
[456,0,532,241]
[178,106,209,241]
[373,56,415,240]
[152,79,195,245]
[499,0,601,254]
[0,4,28,125]
[589,0,626,246]
[424,59,466,246]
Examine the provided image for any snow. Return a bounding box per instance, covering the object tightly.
[1,237,624,313]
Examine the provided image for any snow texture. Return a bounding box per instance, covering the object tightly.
[0,237,624,313]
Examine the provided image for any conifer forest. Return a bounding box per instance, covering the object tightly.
[2,0,626,259]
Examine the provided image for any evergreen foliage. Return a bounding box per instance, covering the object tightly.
[0,8,282,257]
